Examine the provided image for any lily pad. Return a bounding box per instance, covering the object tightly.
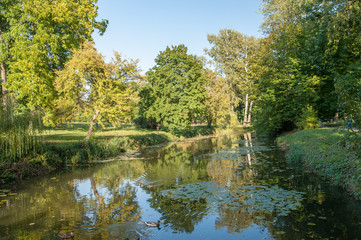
[161,182,304,217]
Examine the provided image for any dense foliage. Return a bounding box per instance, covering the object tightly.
[254,0,361,134]
[206,29,260,126]
[0,0,107,112]
[142,45,206,130]
[53,41,141,140]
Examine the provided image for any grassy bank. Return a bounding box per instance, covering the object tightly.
[277,128,361,199]
[0,123,218,182]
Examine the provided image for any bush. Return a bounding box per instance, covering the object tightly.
[296,105,319,130]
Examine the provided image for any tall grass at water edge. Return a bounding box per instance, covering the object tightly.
[277,128,361,199]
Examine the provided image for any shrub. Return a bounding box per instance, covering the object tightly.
[296,105,319,130]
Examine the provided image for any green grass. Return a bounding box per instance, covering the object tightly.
[278,128,361,199]
[41,123,176,144]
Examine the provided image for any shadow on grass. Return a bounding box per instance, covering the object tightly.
[45,123,153,133]
[42,134,85,143]
[170,126,216,138]
[44,123,90,131]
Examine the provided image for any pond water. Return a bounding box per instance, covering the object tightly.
[1,132,361,239]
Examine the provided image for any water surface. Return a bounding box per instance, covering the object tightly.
[1,132,361,239]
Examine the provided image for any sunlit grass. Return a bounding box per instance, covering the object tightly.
[41,123,176,144]
[278,128,361,199]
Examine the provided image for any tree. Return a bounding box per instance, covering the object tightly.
[335,60,361,129]
[203,69,231,127]
[54,42,136,140]
[0,0,107,113]
[145,45,206,129]
[254,0,361,134]
[253,0,336,134]
[205,29,259,126]
[109,52,142,124]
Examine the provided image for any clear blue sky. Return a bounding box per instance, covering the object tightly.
[93,0,264,73]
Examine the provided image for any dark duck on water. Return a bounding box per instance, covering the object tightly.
[145,220,161,227]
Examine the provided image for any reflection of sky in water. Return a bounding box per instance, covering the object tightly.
[136,185,162,222]
[151,215,272,240]
[75,178,163,220]
[75,179,92,197]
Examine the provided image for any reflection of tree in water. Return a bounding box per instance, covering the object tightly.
[215,206,270,234]
[140,144,210,186]
[0,161,144,239]
[82,163,142,238]
[89,176,140,223]
[204,132,262,185]
[148,193,208,233]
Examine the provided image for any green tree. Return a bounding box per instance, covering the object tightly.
[255,0,361,134]
[335,60,361,129]
[53,42,135,140]
[203,69,231,127]
[134,82,158,129]
[145,45,206,129]
[0,0,107,113]
[109,52,142,124]
[254,0,330,134]
[205,29,259,126]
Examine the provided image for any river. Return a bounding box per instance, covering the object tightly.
[1,132,361,239]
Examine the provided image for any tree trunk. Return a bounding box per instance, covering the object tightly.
[247,101,253,124]
[90,176,104,206]
[85,109,100,141]
[244,133,252,166]
[0,25,7,111]
[1,62,7,111]
[243,94,249,126]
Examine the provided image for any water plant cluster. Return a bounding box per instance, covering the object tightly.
[161,181,304,217]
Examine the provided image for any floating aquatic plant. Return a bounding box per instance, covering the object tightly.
[161,182,304,217]
[237,185,304,216]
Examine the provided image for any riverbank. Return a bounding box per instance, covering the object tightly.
[277,128,361,199]
[0,123,235,183]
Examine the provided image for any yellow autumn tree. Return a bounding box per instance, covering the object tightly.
[53,41,139,140]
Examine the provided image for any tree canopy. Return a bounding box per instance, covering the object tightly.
[144,45,207,129]
[0,0,107,112]
[251,0,361,134]
[206,29,260,126]
[53,41,140,140]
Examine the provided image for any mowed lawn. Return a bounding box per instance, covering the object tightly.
[41,123,175,144]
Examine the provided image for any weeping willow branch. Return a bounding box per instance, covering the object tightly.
[0,99,43,161]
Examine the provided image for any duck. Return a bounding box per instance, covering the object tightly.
[58,231,74,239]
[144,220,161,227]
